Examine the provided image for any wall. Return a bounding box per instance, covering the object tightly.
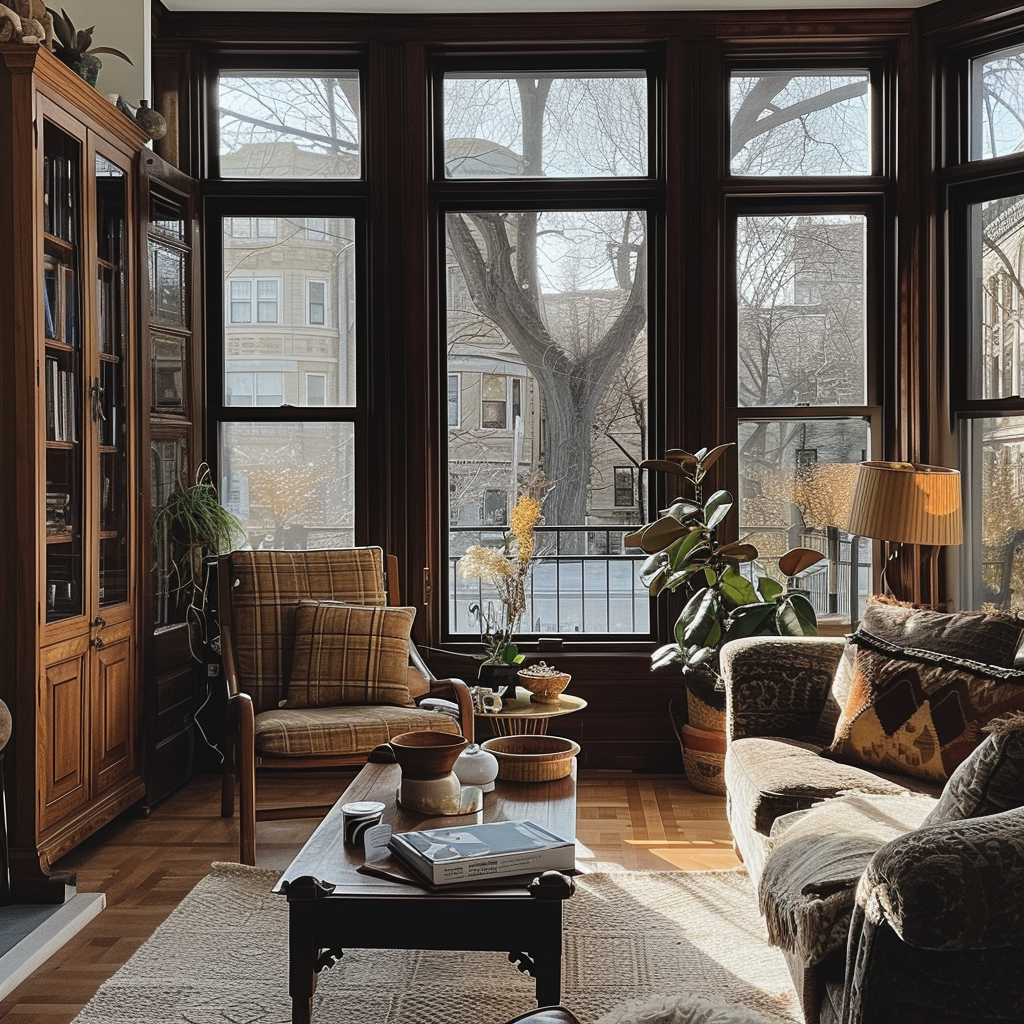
[62,0,149,108]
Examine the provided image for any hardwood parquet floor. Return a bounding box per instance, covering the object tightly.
[0,770,739,1024]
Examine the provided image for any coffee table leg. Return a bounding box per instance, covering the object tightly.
[532,950,561,1007]
[289,903,319,1024]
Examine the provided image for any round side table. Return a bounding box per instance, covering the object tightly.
[475,686,587,736]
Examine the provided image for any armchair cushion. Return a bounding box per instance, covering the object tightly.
[254,703,461,758]
[286,601,417,708]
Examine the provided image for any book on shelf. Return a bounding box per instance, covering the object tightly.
[387,819,575,886]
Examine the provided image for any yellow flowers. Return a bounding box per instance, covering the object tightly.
[509,495,541,564]
[456,495,541,664]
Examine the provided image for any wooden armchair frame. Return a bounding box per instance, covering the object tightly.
[217,547,474,865]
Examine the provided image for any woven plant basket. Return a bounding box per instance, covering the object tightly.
[685,670,727,732]
[479,734,580,782]
[679,724,727,795]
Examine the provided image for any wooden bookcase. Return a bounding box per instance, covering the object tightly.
[0,44,148,900]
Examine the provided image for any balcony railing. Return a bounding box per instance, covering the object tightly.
[448,523,873,638]
[449,524,649,636]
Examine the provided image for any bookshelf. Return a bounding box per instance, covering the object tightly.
[0,44,148,900]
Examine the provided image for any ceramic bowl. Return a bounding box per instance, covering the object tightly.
[389,731,469,780]
[517,668,571,705]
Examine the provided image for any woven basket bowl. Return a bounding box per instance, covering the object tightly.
[517,669,571,704]
[480,734,580,782]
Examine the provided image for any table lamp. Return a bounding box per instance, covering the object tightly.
[846,461,963,606]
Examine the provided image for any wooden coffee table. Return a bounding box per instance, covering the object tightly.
[274,757,578,1024]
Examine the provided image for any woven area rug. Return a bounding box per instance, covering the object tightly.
[71,862,802,1024]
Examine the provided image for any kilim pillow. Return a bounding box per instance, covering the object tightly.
[286,601,416,708]
[829,629,1024,783]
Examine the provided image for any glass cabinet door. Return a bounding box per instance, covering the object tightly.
[43,121,84,622]
[95,152,129,609]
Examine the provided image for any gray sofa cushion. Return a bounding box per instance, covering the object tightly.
[758,792,936,967]
[725,736,913,837]
[923,712,1024,825]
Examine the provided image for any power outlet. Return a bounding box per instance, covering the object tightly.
[207,663,220,677]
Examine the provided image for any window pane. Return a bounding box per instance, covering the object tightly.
[220,421,355,550]
[443,72,648,178]
[222,216,356,406]
[973,47,1024,161]
[218,72,361,179]
[308,280,326,325]
[968,195,1024,400]
[964,416,1024,613]
[446,208,649,636]
[738,418,871,622]
[730,71,870,176]
[448,373,461,427]
[737,214,866,407]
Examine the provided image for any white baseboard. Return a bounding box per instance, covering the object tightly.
[0,892,106,1001]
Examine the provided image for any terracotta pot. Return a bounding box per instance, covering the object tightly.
[389,731,468,780]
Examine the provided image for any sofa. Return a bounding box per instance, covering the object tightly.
[720,599,1024,1024]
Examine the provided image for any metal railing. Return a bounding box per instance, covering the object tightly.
[448,523,873,638]
[449,524,649,635]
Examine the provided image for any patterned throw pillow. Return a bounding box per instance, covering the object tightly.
[830,630,1024,783]
[923,712,1024,824]
[286,601,416,708]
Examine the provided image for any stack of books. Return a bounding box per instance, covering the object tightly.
[387,819,575,886]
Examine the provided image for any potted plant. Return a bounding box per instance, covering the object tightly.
[627,445,823,732]
[153,462,246,652]
[46,7,133,86]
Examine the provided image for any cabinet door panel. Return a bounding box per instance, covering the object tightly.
[92,632,134,792]
[39,640,89,831]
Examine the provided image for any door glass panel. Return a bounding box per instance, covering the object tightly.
[96,153,129,609]
[219,421,355,550]
[218,72,361,179]
[43,122,83,622]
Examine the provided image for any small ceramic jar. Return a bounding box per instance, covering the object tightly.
[453,743,500,793]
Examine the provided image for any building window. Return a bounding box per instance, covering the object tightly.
[306,373,326,405]
[256,279,279,323]
[448,373,461,427]
[225,371,284,406]
[614,466,635,507]
[308,280,326,326]
[229,279,251,323]
[256,217,276,237]
[481,373,509,429]
[306,217,328,240]
[483,488,508,525]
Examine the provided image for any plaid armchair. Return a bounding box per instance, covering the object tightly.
[218,547,474,865]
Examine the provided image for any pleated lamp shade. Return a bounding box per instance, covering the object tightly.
[847,461,963,546]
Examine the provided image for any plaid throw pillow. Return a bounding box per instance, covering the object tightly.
[286,601,416,708]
